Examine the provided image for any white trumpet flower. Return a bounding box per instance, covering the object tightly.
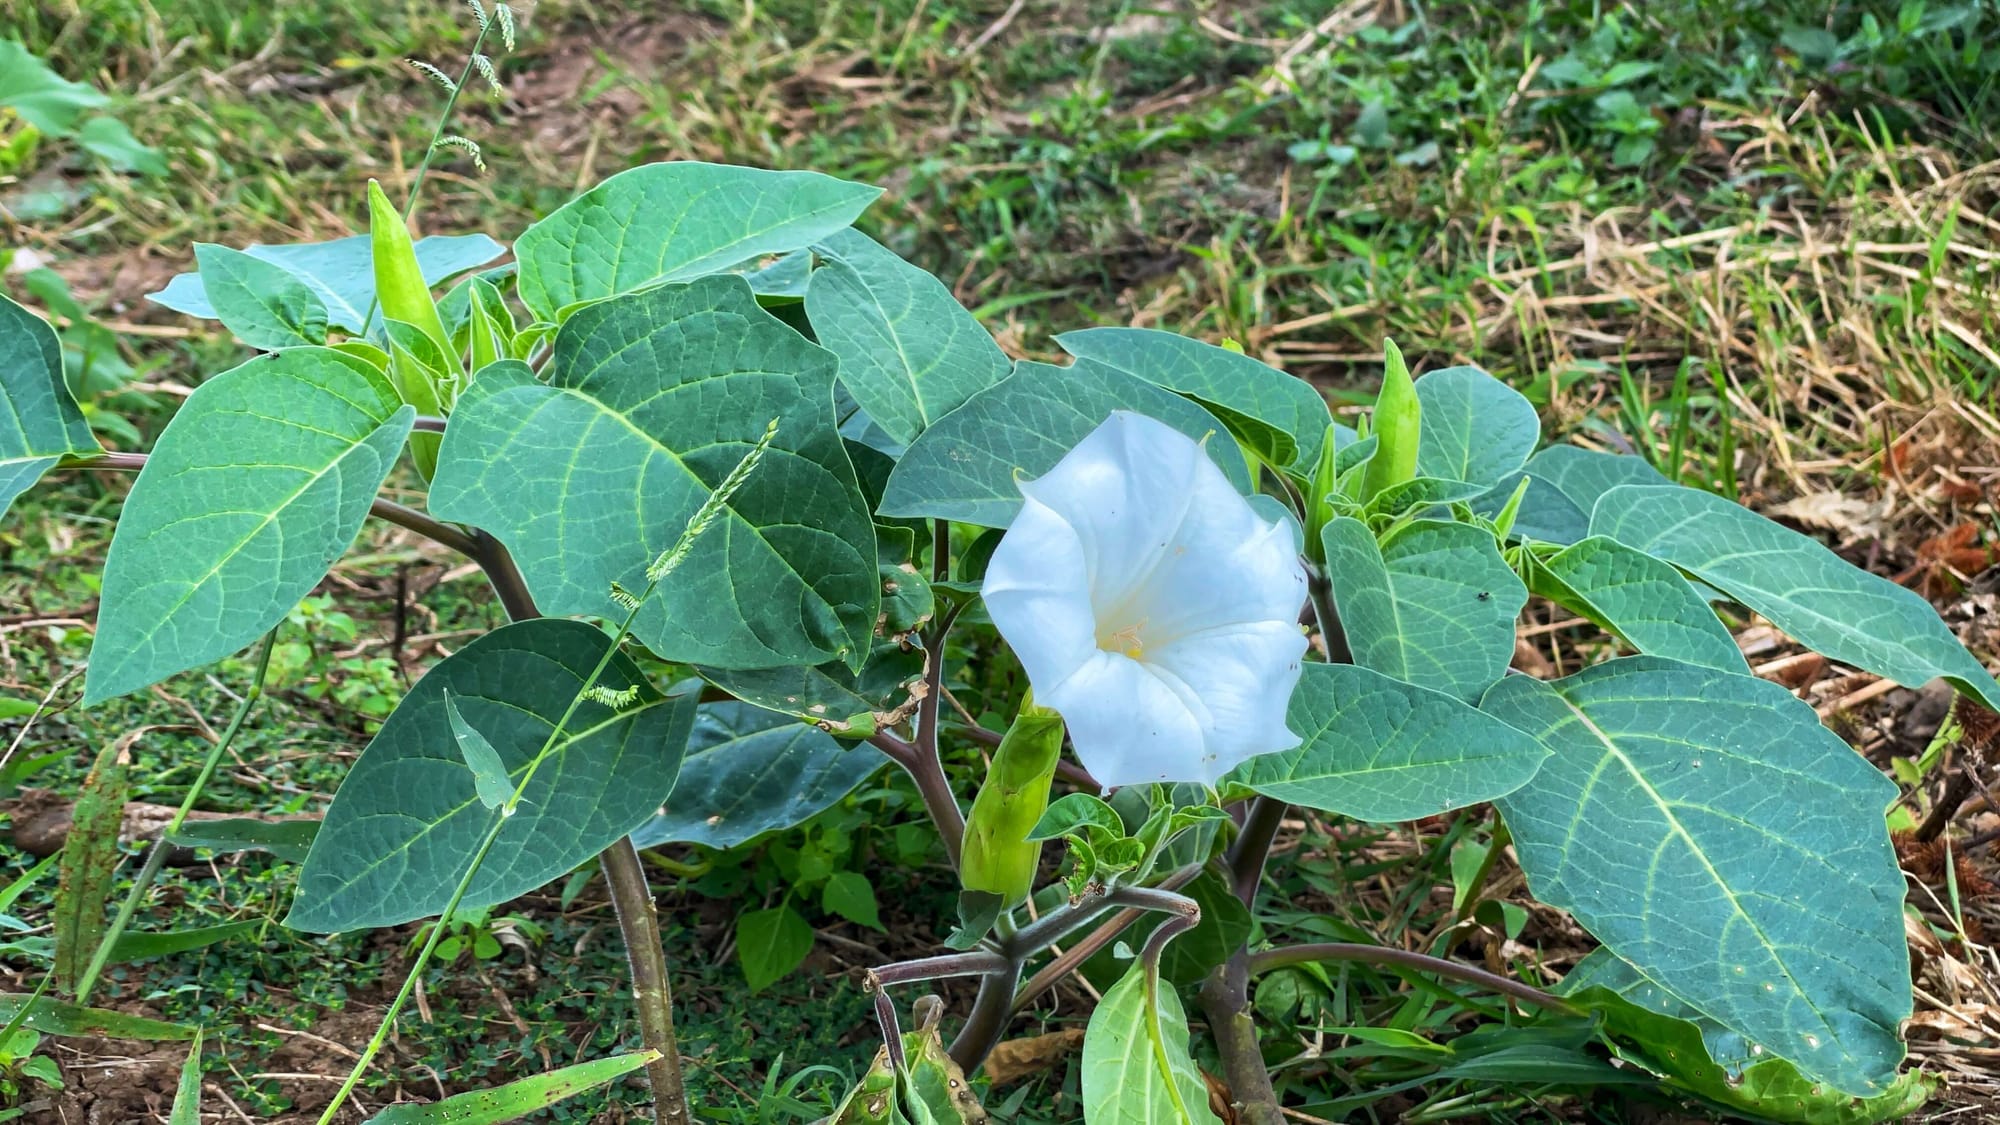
[982,411,1309,788]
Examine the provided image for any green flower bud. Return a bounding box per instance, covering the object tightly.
[960,697,1065,907]
[1359,338,1420,502]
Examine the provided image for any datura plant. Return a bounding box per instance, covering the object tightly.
[3,159,1987,1125]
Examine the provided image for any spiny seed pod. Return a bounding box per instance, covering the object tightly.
[959,698,1065,908]
[1360,338,1420,503]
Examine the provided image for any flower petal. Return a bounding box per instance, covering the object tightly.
[1129,465,1309,644]
[1144,620,1309,777]
[1039,650,1208,789]
[982,494,1100,691]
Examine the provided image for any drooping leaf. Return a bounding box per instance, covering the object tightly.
[1055,328,1333,473]
[1486,657,1909,1096]
[737,904,815,993]
[445,690,514,810]
[1232,662,1547,820]
[0,293,98,518]
[431,278,880,672]
[0,993,194,1040]
[879,359,1252,528]
[149,232,506,334]
[53,742,125,990]
[1522,444,1669,514]
[86,349,415,704]
[1082,964,1221,1125]
[1411,366,1539,488]
[1532,536,1746,672]
[513,161,881,321]
[288,620,699,932]
[165,818,318,864]
[629,702,886,850]
[364,1051,661,1124]
[191,243,329,349]
[805,228,1010,446]
[1592,484,2000,709]
[1320,517,1525,702]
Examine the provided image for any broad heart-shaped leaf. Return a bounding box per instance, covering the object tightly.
[1593,484,2000,710]
[191,243,328,349]
[804,228,1010,446]
[430,277,880,672]
[1082,963,1221,1125]
[879,358,1252,528]
[1055,327,1332,473]
[1320,517,1525,702]
[1469,471,1590,545]
[0,293,98,518]
[1412,366,1539,488]
[1533,536,1747,673]
[513,161,881,322]
[149,232,506,334]
[288,620,699,932]
[1230,662,1547,820]
[1524,443,1670,513]
[1485,657,1909,1096]
[86,349,414,704]
[737,904,815,993]
[629,702,887,850]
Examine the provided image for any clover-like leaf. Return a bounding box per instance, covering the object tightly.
[288,619,698,932]
[0,293,98,519]
[87,349,414,704]
[430,277,880,672]
[1487,657,1909,1096]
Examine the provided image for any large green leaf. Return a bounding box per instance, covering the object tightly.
[365,1052,660,1124]
[1412,366,1539,488]
[87,349,414,704]
[878,359,1252,527]
[513,162,881,321]
[1468,471,1590,546]
[804,228,1010,446]
[191,243,329,349]
[630,702,887,850]
[1320,517,1524,702]
[1055,327,1332,472]
[0,293,98,518]
[1533,536,1747,673]
[1231,662,1546,820]
[1082,964,1221,1125]
[1592,484,2000,709]
[1486,657,1909,1096]
[430,278,880,672]
[1523,444,1669,512]
[149,232,505,334]
[287,619,699,932]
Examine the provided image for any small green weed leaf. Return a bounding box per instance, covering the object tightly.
[431,279,879,671]
[166,818,318,863]
[364,1051,660,1124]
[288,620,698,932]
[444,690,513,810]
[0,994,194,1040]
[513,161,880,321]
[1233,661,1547,820]
[821,871,884,931]
[149,233,505,335]
[1533,536,1746,672]
[191,243,328,349]
[1027,792,1125,842]
[1055,327,1333,473]
[1320,517,1525,702]
[53,742,125,991]
[105,921,257,964]
[1412,366,1539,488]
[1560,949,1937,1124]
[737,904,815,993]
[1487,657,1908,1096]
[630,702,886,850]
[168,1028,202,1125]
[1082,964,1220,1125]
[805,228,1010,446]
[0,41,107,132]
[0,293,98,518]
[880,359,1252,527]
[87,349,414,704]
[1593,484,2000,709]
[1523,444,1669,514]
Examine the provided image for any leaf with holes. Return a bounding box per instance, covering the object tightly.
[1592,484,2000,709]
[430,278,880,671]
[287,619,698,932]
[86,349,412,704]
[514,161,880,321]
[1231,662,1546,820]
[1412,366,1539,488]
[1487,657,1909,1095]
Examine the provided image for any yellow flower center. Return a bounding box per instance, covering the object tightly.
[1099,619,1148,660]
